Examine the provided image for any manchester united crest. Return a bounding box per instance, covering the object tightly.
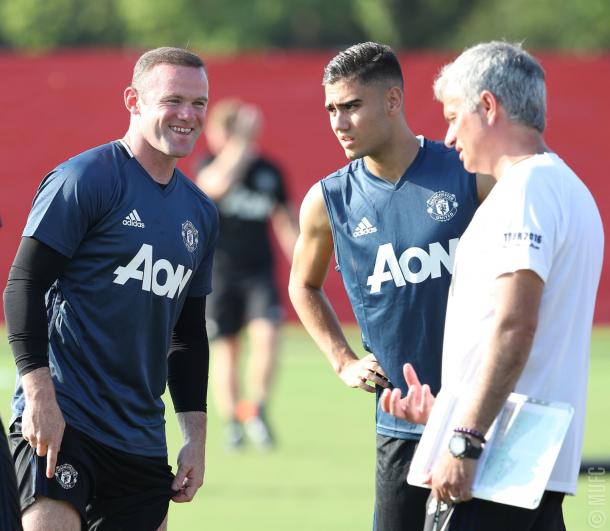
[55,463,79,490]
[182,220,199,252]
[427,191,458,222]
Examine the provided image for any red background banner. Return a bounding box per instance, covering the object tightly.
[1,50,608,322]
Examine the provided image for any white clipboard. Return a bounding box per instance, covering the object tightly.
[407,390,573,509]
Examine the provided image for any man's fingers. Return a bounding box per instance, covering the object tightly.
[411,382,422,408]
[421,384,434,411]
[183,483,198,502]
[380,388,392,412]
[389,388,404,418]
[46,444,58,479]
[363,355,389,380]
[36,441,48,457]
[172,488,193,503]
[172,468,187,492]
[404,381,418,409]
[171,490,188,503]
[403,363,422,388]
[366,371,389,388]
[357,378,376,393]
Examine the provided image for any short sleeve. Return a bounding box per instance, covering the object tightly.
[493,171,560,283]
[186,205,219,297]
[23,163,109,258]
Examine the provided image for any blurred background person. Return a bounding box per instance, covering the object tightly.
[196,100,299,451]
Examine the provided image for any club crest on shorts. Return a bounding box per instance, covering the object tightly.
[55,463,79,490]
[181,220,199,253]
[427,191,458,222]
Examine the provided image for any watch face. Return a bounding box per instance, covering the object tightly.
[449,435,467,457]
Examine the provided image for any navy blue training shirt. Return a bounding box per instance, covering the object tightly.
[11,140,218,456]
[321,137,478,440]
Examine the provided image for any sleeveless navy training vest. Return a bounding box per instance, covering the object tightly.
[321,137,478,439]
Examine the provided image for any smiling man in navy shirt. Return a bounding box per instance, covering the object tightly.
[3,47,218,531]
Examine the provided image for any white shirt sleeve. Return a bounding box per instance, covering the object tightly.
[492,166,562,283]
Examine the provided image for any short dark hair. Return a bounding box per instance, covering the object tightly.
[132,47,206,90]
[322,42,403,88]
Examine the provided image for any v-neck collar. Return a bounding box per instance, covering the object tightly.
[361,135,426,191]
[115,140,178,197]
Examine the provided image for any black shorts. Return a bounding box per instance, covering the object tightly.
[1,417,22,531]
[424,490,566,531]
[374,434,429,531]
[9,419,174,531]
[207,269,282,339]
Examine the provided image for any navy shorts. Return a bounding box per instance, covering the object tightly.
[374,434,429,530]
[207,268,282,339]
[9,419,174,531]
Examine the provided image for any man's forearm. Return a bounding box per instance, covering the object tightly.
[176,411,207,446]
[21,366,57,403]
[288,283,357,373]
[459,328,533,434]
[459,271,543,435]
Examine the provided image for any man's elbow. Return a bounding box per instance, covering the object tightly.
[287,277,303,306]
[288,277,320,308]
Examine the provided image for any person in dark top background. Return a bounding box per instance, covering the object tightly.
[196,99,298,450]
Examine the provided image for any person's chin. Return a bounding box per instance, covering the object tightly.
[344,148,361,161]
[167,140,197,159]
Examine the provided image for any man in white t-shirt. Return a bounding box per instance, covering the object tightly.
[381,41,604,529]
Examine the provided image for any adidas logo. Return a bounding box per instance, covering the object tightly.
[122,209,145,228]
[353,217,377,237]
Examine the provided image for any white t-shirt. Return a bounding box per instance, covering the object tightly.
[441,152,604,494]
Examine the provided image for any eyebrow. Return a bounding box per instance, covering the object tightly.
[325,98,362,111]
[162,93,209,103]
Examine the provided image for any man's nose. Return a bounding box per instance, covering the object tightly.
[444,127,456,148]
[332,110,349,132]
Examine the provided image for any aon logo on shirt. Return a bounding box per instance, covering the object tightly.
[367,238,459,293]
[113,244,192,299]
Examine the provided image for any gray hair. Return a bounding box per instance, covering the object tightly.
[132,47,206,91]
[322,41,403,88]
[433,41,546,133]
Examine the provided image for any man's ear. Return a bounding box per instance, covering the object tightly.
[124,87,140,115]
[386,86,404,115]
[479,90,498,125]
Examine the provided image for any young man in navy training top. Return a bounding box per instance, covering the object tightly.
[288,41,494,530]
[3,47,218,531]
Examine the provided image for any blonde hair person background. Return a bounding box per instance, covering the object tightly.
[196,99,299,451]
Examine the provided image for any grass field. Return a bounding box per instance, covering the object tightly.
[1,325,608,530]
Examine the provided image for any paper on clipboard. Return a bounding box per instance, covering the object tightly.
[407,390,573,509]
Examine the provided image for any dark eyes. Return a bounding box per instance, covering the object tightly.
[164,98,207,108]
[326,103,357,114]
